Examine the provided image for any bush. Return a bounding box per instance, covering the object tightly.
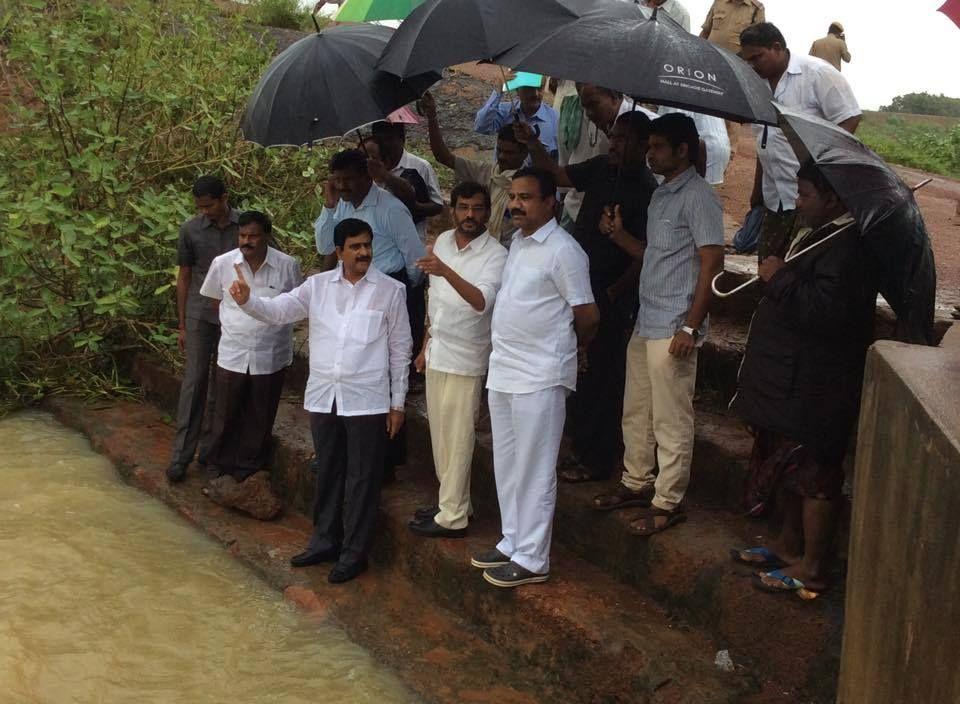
[858,114,960,179]
[0,0,331,411]
[253,0,313,30]
[881,92,960,118]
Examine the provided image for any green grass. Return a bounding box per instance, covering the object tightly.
[858,111,960,179]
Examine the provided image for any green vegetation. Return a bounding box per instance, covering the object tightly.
[881,92,960,119]
[858,112,960,179]
[0,0,332,411]
[251,0,316,31]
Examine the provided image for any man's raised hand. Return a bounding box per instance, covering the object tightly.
[230,263,251,305]
[415,244,449,278]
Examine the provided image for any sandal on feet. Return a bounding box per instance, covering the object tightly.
[591,484,653,511]
[752,569,821,600]
[628,506,687,535]
[729,546,786,569]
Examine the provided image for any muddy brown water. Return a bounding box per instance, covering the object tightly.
[0,411,418,704]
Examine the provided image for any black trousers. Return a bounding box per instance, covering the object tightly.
[385,267,421,469]
[205,366,286,481]
[567,287,634,478]
[170,318,220,466]
[307,406,387,567]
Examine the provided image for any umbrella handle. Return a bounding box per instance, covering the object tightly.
[496,65,541,137]
[711,178,933,299]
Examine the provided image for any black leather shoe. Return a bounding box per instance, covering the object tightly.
[290,547,340,568]
[413,505,440,522]
[328,559,368,584]
[166,462,187,483]
[408,518,467,538]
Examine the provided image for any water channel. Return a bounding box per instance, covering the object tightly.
[0,411,418,704]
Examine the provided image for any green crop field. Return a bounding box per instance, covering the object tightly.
[858,111,960,180]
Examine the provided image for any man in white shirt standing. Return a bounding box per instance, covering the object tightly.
[199,211,302,484]
[471,168,600,588]
[230,218,412,584]
[408,182,508,538]
[739,22,861,261]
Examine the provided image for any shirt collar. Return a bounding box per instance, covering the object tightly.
[232,246,277,271]
[347,184,381,210]
[331,261,383,285]
[785,51,804,76]
[455,230,492,252]
[514,218,559,244]
[201,208,239,229]
[657,166,697,193]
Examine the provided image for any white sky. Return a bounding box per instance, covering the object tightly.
[313,0,960,110]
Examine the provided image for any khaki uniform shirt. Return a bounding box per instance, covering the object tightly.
[809,35,851,71]
[701,0,765,55]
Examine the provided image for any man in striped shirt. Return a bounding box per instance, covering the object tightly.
[592,114,724,535]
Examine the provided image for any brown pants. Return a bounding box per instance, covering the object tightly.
[205,366,286,481]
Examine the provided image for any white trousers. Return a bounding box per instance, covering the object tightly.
[425,368,483,530]
[620,335,698,510]
[488,386,566,575]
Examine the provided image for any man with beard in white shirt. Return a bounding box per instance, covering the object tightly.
[230,218,412,585]
[470,168,600,588]
[409,182,508,538]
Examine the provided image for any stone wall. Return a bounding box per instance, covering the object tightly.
[838,341,960,703]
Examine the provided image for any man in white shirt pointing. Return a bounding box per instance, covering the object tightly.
[230,218,412,584]
[199,210,302,484]
[471,168,600,588]
[409,182,508,538]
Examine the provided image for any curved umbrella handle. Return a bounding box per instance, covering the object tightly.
[711,271,759,298]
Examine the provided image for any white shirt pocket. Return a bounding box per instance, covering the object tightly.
[348,309,384,344]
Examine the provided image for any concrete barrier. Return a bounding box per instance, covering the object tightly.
[839,341,960,703]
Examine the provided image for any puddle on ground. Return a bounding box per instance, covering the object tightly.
[0,411,419,704]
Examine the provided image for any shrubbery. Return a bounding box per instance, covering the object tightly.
[881,92,960,119]
[858,114,960,179]
[252,0,314,30]
[0,0,331,410]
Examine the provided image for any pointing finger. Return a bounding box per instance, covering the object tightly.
[233,263,247,283]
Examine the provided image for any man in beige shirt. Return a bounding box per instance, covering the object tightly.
[810,23,852,71]
[700,0,765,55]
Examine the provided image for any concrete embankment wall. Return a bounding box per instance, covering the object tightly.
[839,340,960,703]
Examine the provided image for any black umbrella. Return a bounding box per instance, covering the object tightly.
[375,0,586,78]
[241,23,440,147]
[714,106,937,343]
[776,105,937,344]
[493,3,777,125]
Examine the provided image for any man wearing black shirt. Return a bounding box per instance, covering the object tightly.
[515,111,659,481]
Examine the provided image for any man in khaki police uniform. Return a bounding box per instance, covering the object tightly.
[810,22,852,72]
[699,0,766,156]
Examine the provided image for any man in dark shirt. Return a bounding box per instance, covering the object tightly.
[515,111,659,481]
[167,175,239,483]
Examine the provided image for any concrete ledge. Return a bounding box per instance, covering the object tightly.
[839,341,960,703]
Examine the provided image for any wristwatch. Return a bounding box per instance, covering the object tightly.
[680,325,700,339]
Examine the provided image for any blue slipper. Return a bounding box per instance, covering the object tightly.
[752,569,820,600]
[729,546,786,569]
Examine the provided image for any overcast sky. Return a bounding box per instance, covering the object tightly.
[315,0,960,110]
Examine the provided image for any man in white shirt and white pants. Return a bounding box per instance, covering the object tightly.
[200,211,302,483]
[471,168,600,587]
[230,218,412,584]
[409,182,508,538]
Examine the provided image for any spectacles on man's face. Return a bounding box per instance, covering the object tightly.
[454,203,489,214]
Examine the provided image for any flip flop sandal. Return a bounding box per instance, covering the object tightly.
[591,485,653,511]
[752,569,820,601]
[729,547,787,569]
[627,506,687,536]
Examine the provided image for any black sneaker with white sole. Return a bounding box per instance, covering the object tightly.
[470,548,511,569]
[483,561,549,588]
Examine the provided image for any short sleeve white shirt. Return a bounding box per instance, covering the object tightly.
[426,230,508,377]
[755,52,861,211]
[200,247,302,375]
[487,220,595,394]
[240,265,412,416]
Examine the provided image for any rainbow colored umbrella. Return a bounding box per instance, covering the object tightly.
[336,0,425,22]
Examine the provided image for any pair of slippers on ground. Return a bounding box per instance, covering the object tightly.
[730,547,823,600]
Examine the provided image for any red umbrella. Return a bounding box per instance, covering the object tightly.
[939,0,960,29]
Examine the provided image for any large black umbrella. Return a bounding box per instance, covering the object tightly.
[494,3,777,125]
[714,106,936,343]
[375,0,587,78]
[776,105,936,344]
[242,23,440,147]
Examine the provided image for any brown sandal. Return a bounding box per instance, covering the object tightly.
[591,484,654,511]
[628,506,687,535]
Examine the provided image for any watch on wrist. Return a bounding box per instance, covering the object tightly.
[680,325,699,339]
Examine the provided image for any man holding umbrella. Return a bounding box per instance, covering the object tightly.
[730,161,878,597]
[739,22,861,261]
